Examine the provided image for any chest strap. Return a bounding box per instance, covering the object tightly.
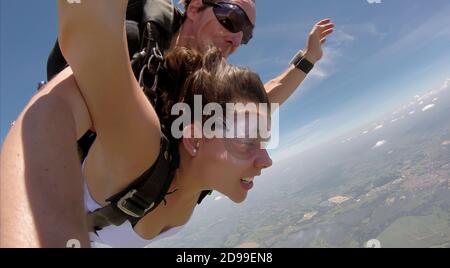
[86,132,179,232]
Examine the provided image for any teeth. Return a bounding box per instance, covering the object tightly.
[241,177,254,183]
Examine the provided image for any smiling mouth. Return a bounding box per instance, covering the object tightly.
[240,177,254,191]
[240,177,254,183]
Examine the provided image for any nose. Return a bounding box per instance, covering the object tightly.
[254,149,273,170]
[226,31,243,49]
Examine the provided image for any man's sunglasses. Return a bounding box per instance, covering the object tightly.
[202,0,254,44]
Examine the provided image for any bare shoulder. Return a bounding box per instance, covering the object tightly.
[0,71,91,247]
[24,67,92,139]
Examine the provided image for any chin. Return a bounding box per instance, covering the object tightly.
[228,193,247,204]
[220,47,233,58]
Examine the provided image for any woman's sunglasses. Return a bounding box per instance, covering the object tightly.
[202,0,254,44]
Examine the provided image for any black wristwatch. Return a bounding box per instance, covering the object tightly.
[289,50,314,74]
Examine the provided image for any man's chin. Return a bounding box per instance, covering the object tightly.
[199,40,232,57]
[221,47,233,58]
[212,45,232,58]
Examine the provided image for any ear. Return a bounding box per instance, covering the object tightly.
[182,123,203,156]
[185,0,204,22]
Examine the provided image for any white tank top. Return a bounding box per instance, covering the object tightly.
[82,164,185,248]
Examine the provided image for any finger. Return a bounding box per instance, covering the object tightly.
[320,38,327,45]
[319,23,335,31]
[317,18,332,24]
[314,24,331,34]
[322,23,335,28]
[317,18,332,25]
[321,28,334,38]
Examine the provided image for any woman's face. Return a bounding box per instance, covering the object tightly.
[193,108,272,203]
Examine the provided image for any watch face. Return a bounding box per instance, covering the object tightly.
[290,50,304,66]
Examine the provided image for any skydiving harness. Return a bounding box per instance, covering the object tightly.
[86,128,181,232]
[133,22,165,106]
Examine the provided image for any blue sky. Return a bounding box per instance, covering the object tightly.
[1,0,450,158]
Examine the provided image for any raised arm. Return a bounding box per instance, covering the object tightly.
[58,0,161,187]
[265,19,335,106]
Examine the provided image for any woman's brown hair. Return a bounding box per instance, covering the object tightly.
[153,46,268,141]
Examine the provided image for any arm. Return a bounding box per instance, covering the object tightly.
[265,19,335,106]
[47,0,149,80]
[58,0,161,188]
[265,65,308,107]
[0,71,92,248]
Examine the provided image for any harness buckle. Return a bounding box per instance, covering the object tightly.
[117,189,155,218]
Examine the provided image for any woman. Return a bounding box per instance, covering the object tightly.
[86,47,273,248]
[1,0,272,248]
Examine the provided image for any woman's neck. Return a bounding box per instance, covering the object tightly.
[133,161,201,239]
[167,156,203,205]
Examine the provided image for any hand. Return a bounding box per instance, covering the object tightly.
[303,19,335,64]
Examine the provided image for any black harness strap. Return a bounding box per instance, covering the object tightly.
[87,130,180,232]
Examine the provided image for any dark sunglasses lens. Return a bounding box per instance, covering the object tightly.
[213,4,253,44]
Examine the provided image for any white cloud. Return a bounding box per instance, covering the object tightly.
[306,46,343,82]
[367,0,382,4]
[214,196,223,201]
[442,79,450,90]
[330,29,356,46]
[309,66,327,79]
[362,130,369,135]
[422,104,435,112]
[373,140,386,148]
[340,23,386,40]
[391,119,398,123]
[301,31,354,84]
[341,136,356,143]
[365,24,385,37]
[374,124,384,130]
[409,110,415,115]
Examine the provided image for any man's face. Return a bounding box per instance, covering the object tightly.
[187,0,256,58]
